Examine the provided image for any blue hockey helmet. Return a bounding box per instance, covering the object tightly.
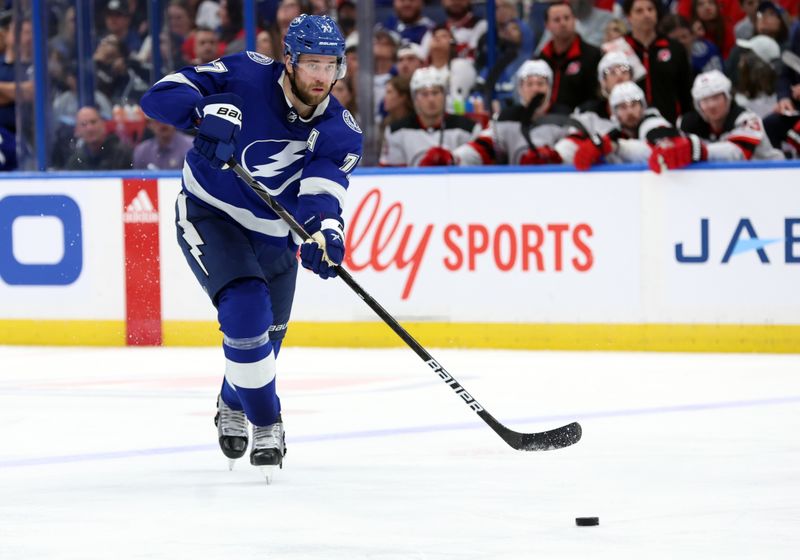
[284,14,347,80]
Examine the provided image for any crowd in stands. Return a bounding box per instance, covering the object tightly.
[0,0,798,171]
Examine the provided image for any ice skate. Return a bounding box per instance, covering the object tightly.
[250,416,286,484]
[214,395,249,469]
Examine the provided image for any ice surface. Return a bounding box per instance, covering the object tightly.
[1,346,799,559]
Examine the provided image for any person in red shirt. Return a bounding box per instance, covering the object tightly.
[691,0,736,58]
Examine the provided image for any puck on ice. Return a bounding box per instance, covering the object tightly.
[575,517,599,526]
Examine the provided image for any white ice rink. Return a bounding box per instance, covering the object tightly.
[1,345,799,559]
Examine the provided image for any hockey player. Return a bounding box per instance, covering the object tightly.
[651,69,783,171]
[563,81,680,170]
[449,60,570,166]
[139,15,362,479]
[379,66,481,166]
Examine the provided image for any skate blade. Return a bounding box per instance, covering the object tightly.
[258,465,278,484]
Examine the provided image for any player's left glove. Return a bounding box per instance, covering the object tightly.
[519,145,563,165]
[418,146,455,166]
[194,93,244,169]
[299,215,345,280]
[648,134,707,173]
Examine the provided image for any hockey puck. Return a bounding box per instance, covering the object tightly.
[575,517,599,526]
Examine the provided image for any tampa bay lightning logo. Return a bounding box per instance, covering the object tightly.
[241,139,307,197]
[342,110,362,133]
[246,51,273,65]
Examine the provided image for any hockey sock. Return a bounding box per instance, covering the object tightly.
[217,278,282,426]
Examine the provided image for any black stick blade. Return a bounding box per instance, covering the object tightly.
[481,412,582,451]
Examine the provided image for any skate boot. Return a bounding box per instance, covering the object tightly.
[214,395,248,469]
[250,415,286,484]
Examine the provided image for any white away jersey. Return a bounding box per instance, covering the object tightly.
[380,114,481,166]
[140,51,363,248]
[678,103,784,161]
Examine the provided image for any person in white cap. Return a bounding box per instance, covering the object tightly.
[395,42,426,80]
[733,34,780,118]
[379,66,481,166]
[448,59,572,165]
[565,81,679,170]
[651,69,783,170]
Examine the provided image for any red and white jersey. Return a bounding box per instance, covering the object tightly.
[379,114,481,166]
[453,104,570,165]
[678,103,784,161]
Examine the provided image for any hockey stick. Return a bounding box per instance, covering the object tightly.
[228,158,582,452]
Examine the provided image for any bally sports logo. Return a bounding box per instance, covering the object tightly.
[345,189,595,299]
[123,188,159,223]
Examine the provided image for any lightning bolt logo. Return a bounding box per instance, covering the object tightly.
[247,140,306,179]
[176,193,209,276]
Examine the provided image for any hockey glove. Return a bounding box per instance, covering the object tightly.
[418,146,455,166]
[648,134,707,173]
[786,119,800,153]
[519,145,563,165]
[194,93,244,169]
[299,215,345,280]
[573,135,613,171]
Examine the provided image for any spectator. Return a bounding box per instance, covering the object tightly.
[660,14,723,78]
[66,106,133,170]
[426,25,477,110]
[691,0,736,58]
[48,5,77,95]
[604,18,629,43]
[378,75,413,153]
[93,33,149,105]
[220,0,246,54]
[331,78,359,123]
[381,0,435,46]
[475,0,535,107]
[373,28,399,118]
[336,0,356,39]
[195,0,221,29]
[0,124,16,170]
[665,69,784,168]
[567,81,681,170]
[734,34,780,117]
[191,26,223,64]
[133,119,193,170]
[453,60,571,166]
[103,0,143,55]
[539,2,603,111]
[419,0,487,59]
[0,16,34,135]
[623,0,694,123]
[734,0,760,39]
[379,67,480,166]
[571,0,617,47]
[256,29,277,57]
[395,42,425,80]
[763,19,799,150]
[753,1,790,46]
[677,0,745,34]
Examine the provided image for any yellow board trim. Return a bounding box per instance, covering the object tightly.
[0,320,126,346]
[2,320,800,353]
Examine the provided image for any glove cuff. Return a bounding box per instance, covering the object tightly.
[688,134,707,162]
[303,213,343,235]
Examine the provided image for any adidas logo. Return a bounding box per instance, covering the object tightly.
[124,189,158,223]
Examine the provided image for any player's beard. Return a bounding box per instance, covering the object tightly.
[289,71,332,108]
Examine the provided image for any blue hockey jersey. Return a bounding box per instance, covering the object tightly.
[140,51,363,248]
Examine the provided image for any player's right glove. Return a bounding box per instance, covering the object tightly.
[299,215,345,280]
[194,93,244,169]
[786,119,800,153]
[418,146,455,166]
[648,134,707,173]
[573,134,613,171]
